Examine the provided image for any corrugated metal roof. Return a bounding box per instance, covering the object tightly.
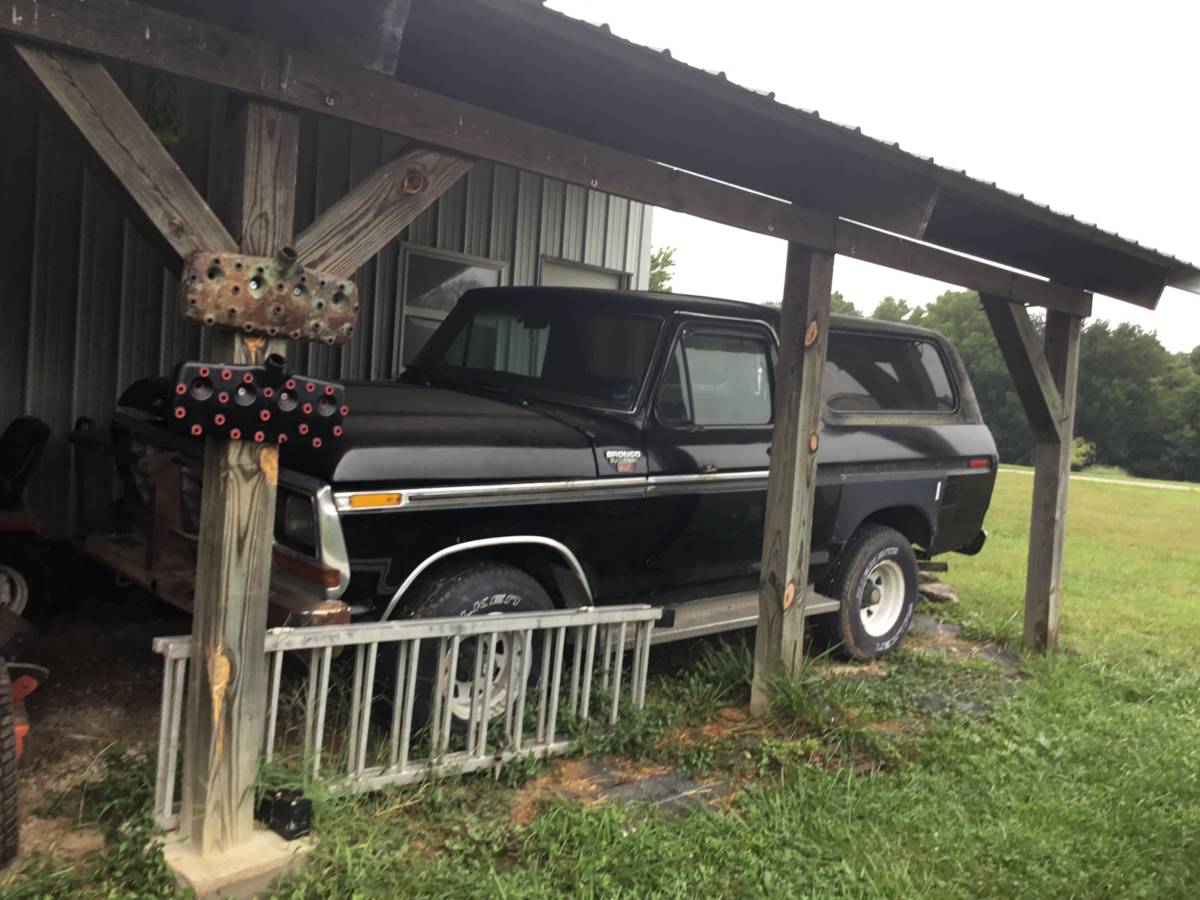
[396,0,1199,308]
[527,0,1197,270]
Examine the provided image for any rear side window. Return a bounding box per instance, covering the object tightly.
[823,332,956,413]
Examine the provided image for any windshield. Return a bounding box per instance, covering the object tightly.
[410,297,663,411]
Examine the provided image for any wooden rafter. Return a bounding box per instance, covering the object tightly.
[6,43,236,258]
[840,223,1092,318]
[0,0,1094,315]
[252,0,414,77]
[980,295,1065,441]
[294,146,474,278]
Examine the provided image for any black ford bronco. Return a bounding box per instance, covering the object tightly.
[83,288,996,661]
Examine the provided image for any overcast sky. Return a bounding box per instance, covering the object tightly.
[547,0,1199,353]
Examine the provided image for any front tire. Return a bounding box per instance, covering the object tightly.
[818,525,918,660]
[401,560,554,729]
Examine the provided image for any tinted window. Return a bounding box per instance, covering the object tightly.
[823,332,956,412]
[659,330,772,426]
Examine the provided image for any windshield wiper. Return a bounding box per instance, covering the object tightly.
[458,380,529,408]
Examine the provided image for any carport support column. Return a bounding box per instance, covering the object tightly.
[181,100,299,855]
[1023,311,1082,652]
[751,243,834,714]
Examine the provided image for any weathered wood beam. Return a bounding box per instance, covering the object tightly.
[294,147,473,278]
[181,100,298,856]
[0,0,837,250]
[838,222,1092,318]
[751,243,834,714]
[0,0,1094,312]
[253,0,413,77]
[980,295,1065,442]
[5,43,236,258]
[1023,311,1082,653]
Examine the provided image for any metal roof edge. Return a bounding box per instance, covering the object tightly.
[471,0,1199,293]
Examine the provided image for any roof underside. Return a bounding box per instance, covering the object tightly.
[392,0,1199,310]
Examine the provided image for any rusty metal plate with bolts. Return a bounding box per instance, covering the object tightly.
[181,248,359,345]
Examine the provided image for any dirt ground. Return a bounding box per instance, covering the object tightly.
[5,587,188,870]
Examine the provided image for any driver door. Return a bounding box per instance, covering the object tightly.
[640,318,776,597]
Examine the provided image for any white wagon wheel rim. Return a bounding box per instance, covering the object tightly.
[0,565,29,617]
[448,632,521,722]
[860,559,905,637]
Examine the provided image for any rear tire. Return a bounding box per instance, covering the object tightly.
[817,526,917,660]
[399,560,555,730]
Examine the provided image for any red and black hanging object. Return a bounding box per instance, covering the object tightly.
[169,355,347,447]
[181,247,359,345]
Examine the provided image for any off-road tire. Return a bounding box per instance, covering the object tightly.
[396,560,555,731]
[405,560,554,622]
[0,661,19,867]
[817,525,918,661]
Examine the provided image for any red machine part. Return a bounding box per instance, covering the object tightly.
[9,674,37,761]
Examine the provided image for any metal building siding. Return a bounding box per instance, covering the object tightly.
[0,69,653,536]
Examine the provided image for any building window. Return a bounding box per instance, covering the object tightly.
[401,246,505,367]
[540,257,630,290]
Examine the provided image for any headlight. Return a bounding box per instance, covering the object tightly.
[279,491,317,554]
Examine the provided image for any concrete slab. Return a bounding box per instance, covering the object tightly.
[161,828,314,899]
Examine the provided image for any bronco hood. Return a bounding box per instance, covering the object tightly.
[283,382,598,485]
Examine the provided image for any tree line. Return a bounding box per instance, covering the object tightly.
[836,291,1200,483]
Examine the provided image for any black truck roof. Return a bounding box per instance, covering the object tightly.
[460,287,948,343]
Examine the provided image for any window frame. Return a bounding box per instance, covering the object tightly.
[651,317,778,431]
[538,256,632,289]
[398,244,507,370]
[821,328,961,421]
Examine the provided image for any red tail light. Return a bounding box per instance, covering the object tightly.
[968,457,992,470]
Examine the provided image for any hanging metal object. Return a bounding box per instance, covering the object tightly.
[170,355,348,447]
[181,247,359,345]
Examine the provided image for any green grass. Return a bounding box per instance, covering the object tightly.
[5,472,1199,898]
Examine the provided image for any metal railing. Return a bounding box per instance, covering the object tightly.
[152,605,661,831]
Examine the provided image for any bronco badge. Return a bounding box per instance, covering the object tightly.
[604,449,642,474]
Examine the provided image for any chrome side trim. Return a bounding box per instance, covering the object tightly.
[335,470,772,514]
[336,477,646,514]
[380,535,594,621]
[645,470,769,496]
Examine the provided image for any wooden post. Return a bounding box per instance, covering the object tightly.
[1022,310,1082,651]
[181,100,299,855]
[750,243,834,714]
